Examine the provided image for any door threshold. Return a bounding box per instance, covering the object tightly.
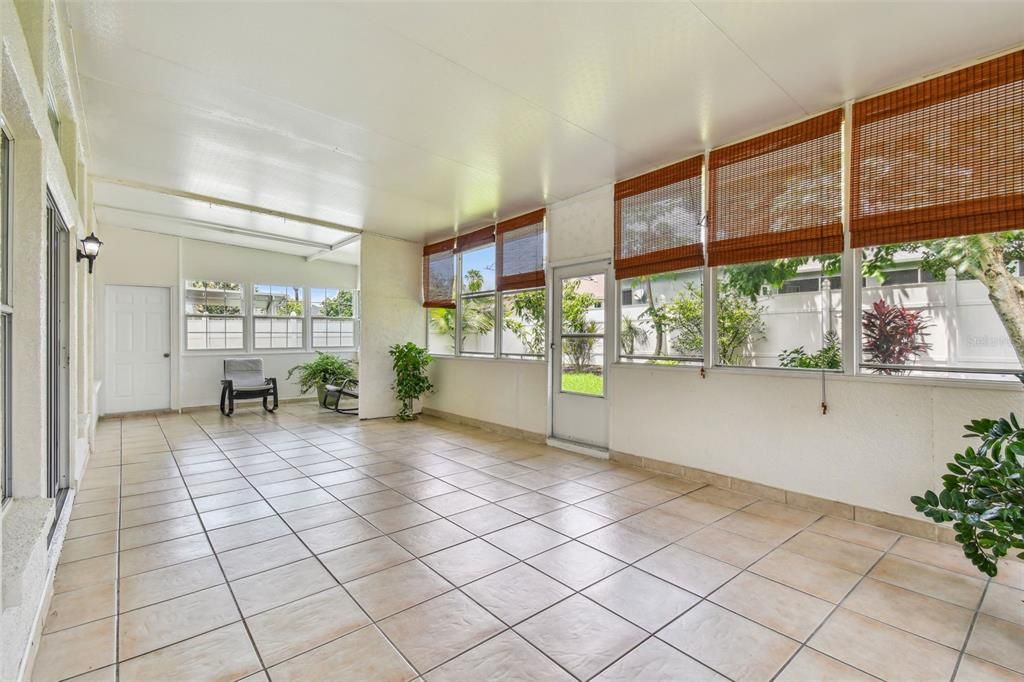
[547,438,609,460]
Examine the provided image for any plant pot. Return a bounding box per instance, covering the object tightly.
[316,385,327,406]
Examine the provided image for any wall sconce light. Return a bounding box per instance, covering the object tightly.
[76,232,103,273]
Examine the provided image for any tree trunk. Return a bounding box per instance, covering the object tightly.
[974,233,1024,366]
[644,279,663,356]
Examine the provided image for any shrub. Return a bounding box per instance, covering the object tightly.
[778,330,842,369]
[286,352,355,394]
[912,415,1024,577]
[389,342,434,421]
[862,298,931,374]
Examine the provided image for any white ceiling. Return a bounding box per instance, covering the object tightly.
[66,1,1024,251]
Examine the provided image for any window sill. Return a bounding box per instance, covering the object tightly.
[182,348,358,357]
[432,354,546,366]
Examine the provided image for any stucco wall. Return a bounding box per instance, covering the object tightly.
[427,357,547,435]
[358,233,424,419]
[94,225,359,412]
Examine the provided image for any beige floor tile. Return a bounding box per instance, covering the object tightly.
[118,514,205,551]
[66,513,120,540]
[659,601,798,682]
[656,496,734,523]
[269,624,417,682]
[678,526,774,568]
[527,541,626,590]
[620,507,703,543]
[497,491,568,517]
[59,532,118,565]
[843,577,974,648]
[297,516,381,554]
[538,481,603,504]
[891,535,987,578]
[380,591,506,673]
[199,500,275,530]
[744,500,820,527]
[320,536,414,583]
[421,538,516,586]
[32,617,117,682]
[869,554,987,609]
[70,498,120,521]
[810,516,899,551]
[427,630,574,682]
[395,478,460,501]
[781,529,883,574]
[713,510,803,546]
[117,622,262,682]
[246,587,371,666]
[448,504,525,535]
[981,581,1024,626]
[279,500,354,531]
[345,489,415,514]
[463,563,573,625]
[579,522,667,563]
[484,521,571,559]
[119,555,225,611]
[810,608,958,680]
[955,655,1024,682]
[688,486,757,509]
[576,492,649,520]
[326,478,390,501]
[365,502,441,534]
[776,648,876,682]
[231,557,336,616]
[43,581,116,634]
[119,533,213,577]
[54,554,117,594]
[208,515,292,552]
[966,614,1024,674]
[217,533,311,580]
[193,488,263,513]
[118,585,239,660]
[993,558,1024,589]
[391,518,475,556]
[345,558,453,619]
[583,566,699,632]
[119,499,195,528]
[265,487,336,513]
[593,638,725,682]
[613,481,680,506]
[516,594,647,681]
[119,487,190,511]
[64,664,117,682]
[751,548,861,603]
[711,572,833,641]
[636,545,739,596]
[534,505,612,537]
[420,490,491,515]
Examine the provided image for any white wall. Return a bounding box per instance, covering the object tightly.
[358,233,424,419]
[94,225,358,412]
[425,182,1022,520]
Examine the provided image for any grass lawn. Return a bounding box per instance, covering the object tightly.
[561,372,603,396]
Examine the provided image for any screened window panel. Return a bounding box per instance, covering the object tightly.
[497,209,545,291]
[254,317,303,349]
[423,238,456,308]
[312,317,356,348]
[614,156,704,280]
[186,315,244,350]
[708,109,844,267]
[851,50,1024,247]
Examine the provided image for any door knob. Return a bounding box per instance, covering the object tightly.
[163,353,170,358]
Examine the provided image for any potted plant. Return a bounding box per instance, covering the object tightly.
[389,342,434,421]
[912,414,1024,577]
[286,352,356,404]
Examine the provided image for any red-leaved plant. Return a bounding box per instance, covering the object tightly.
[862,299,932,374]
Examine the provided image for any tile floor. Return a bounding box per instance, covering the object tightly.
[34,403,1024,682]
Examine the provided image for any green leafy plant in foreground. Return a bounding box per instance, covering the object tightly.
[778,330,842,370]
[286,352,356,395]
[389,342,434,421]
[911,415,1024,577]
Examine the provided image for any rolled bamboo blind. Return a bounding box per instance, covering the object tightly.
[614,156,704,280]
[422,238,456,308]
[708,109,844,266]
[850,50,1024,248]
[454,225,496,253]
[496,208,546,291]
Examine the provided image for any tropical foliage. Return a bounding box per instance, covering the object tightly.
[912,414,1024,577]
[389,342,434,421]
[861,298,932,374]
[286,352,356,394]
[319,290,354,318]
[503,289,546,355]
[779,330,842,369]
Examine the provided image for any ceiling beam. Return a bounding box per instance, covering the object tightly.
[93,175,363,235]
[306,233,362,262]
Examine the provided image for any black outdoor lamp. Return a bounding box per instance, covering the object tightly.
[76,232,103,273]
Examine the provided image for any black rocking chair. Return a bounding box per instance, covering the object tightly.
[220,358,279,416]
[322,378,359,415]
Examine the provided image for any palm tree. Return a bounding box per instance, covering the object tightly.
[620,317,650,356]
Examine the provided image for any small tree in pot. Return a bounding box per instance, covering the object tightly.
[912,414,1024,577]
[287,352,356,404]
[389,342,434,421]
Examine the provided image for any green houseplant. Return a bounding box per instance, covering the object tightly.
[389,342,434,421]
[911,414,1024,577]
[286,352,356,404]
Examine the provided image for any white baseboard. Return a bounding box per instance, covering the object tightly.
[546,437,609,460]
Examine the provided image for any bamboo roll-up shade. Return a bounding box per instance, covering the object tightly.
[454,225,496,253]
[708,109,844,266]
[850,50,1024,248]
[422,238,456,308]
[614,156,704,280]
[497,208,545,291]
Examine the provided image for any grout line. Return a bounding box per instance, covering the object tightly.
[950,577,992,681]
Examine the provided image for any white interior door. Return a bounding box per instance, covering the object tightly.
[105,285,171,413]
[550,261,612,449]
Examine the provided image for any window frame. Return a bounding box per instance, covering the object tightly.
[615,268,706,366]
[456,242,498,358]
[183,280,247,352]
[310,287,360,350]
[1,121,12,503]
[251,283,305,351]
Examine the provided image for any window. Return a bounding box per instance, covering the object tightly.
[423,238,456,356]
[1,127,11,502]
[619,269,704,364]
[311,288,358,348]
[46,87,59,144]
[502,288,545,359]
[458,242,497,356]
[253,284,304,349]
[561,275,605,395]
[185,281,244,350]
